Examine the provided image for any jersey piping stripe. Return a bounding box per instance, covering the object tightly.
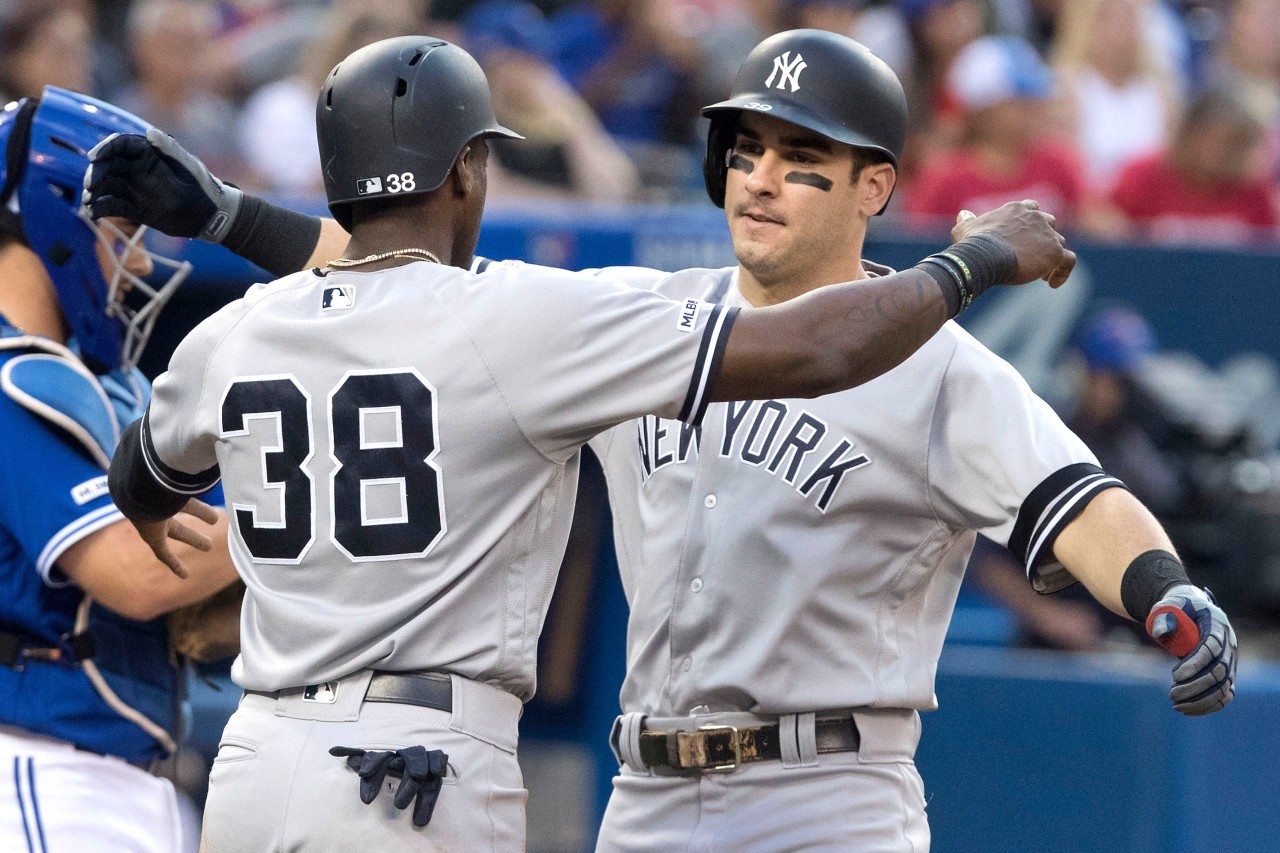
[12,758,32,853]
[139,409,221,495]
[36,504,125,582]
[472,257,493,274]
[678,305,739,426]
[12,757,40,853]
[25,759,46,853]
[1023,473,1127,571]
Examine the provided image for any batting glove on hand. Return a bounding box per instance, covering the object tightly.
[1146,584,1237,716]
[330,745,449,828]
[82,126,241,243]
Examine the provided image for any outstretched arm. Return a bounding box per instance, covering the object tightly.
[1053,488,1237,716]
[710,201,1075,402]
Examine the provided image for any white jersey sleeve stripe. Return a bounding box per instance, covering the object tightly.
[36,503,125,583]
[140,409,221,495]
[1009,463,1116,561]
[677,304,739,427]
[1024,473,1126,572]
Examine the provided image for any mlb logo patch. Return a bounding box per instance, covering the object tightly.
[303,682,339,703]
[676,298,702,332]
[356,176,383,195]
[322,285,355,311]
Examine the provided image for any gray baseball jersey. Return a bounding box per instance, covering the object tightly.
[585,262,1123,717]
[139,260,736,697]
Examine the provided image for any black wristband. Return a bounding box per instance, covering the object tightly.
[915,257,964,318]
[915,231,1020,318]
[221,194,323,278]
[1120,550,1191,621]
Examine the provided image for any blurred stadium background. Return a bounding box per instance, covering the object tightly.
[6,0,1280,850]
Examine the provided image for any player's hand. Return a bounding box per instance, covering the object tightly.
[133,498,219,579]
[82,127,242,243]
[1146,584,1237,716]
[952,200,1076,289]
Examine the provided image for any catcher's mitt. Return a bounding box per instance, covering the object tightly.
[169,580,244,662]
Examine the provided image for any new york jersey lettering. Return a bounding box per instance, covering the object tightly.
[638,401,869,511]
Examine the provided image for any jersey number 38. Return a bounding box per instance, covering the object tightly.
[220,369,444,563]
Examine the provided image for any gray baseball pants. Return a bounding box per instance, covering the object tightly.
[596,708,928,853]
[201,669,525,852]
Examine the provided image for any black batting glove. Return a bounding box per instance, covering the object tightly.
[82,127,242,243]
[1146,585,1238,716]
[330,745,449,828]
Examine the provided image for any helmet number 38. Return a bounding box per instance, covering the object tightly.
[385,172,416,192]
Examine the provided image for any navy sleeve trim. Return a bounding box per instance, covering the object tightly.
[1008,462,1129,570]
[472,257,492,274]
[139,409,221,495]
[678,305,738,426]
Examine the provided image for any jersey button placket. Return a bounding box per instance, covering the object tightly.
[704,494,716,508]
[690,577,703,592]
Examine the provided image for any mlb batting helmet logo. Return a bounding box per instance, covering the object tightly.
[765,52,807,92]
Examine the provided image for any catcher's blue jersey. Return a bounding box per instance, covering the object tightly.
[0,319,178,765]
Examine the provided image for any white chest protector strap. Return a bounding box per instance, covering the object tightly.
[0,333,122,468]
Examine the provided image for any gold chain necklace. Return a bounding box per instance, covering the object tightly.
[326,248,441,268]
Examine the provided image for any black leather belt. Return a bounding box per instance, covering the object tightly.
[252,672,453,712]
[638,715,860,772]
[364,672,452,712]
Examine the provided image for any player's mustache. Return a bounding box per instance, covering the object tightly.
[733,201,785,225]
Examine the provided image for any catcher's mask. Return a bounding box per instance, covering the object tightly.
[0,87,192,374]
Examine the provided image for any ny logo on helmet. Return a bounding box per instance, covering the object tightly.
[765,52,807,93]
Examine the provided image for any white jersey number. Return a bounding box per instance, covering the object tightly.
[384,173,416,193]
[222,371,443,563]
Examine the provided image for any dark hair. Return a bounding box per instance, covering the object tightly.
[852,146,893,181]
[344,188,432,230]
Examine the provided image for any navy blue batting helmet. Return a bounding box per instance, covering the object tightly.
[701,30,907,212]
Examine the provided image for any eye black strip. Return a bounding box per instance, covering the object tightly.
[785,171,833,191]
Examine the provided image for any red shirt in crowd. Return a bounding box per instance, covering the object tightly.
[905,142,1085,225]
[1108,154,1278,244]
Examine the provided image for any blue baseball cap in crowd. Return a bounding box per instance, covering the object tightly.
[898,0,962,24]
[1077,307,1156,373]
[461,0,554,64]
[948,35,1055,111]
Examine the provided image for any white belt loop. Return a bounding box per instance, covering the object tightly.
[615,712,649,773]
[446,674,522,754]
[794,712,819,767]
[778,713,802,768]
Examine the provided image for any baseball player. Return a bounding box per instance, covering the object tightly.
[98,36,1073,852]
[0,88,237,852]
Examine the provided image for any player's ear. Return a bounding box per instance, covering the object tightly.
[858,163,896,218]
[451,144,484,199]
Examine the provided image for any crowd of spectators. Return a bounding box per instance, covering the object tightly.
[2,0,1279,243]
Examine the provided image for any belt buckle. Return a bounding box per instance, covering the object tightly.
[696,723,741,773]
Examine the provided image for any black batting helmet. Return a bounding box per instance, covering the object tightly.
[318,36,521,231]
[701,30,907,212]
